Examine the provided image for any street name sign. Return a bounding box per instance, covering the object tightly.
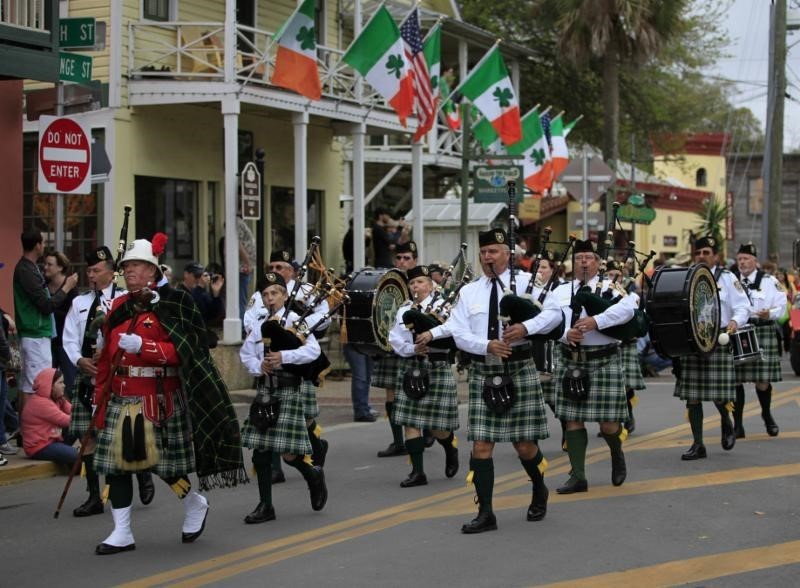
[59,17,96,48]
[38,115,92,194]
[59,52,93,85]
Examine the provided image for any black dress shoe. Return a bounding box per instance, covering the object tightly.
[244,502,276,524]
[400,471,428,488]
[444,448,459,479]
[526,486,549,522]
[307,466,328,511]
[461,510,498,534]
[137,472,155,506]
[271,469,286,484]
[556,477,588,494]
[182,509,209,543]
[354,413,377,422]
[377,443,407,458]
[73,494,104,517]
[681,443,707,460]
[734,424,746,439]
[721,417,736,451]
[314,439,329,468]
[95,542,135,555]
[764,415,779,437]
[611,451,627,487]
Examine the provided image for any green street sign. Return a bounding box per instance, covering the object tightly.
[59,17,96,48]
[617,202,656,224]
[59,52,93,85]
[627,193,645,206]
[474,165,524,203]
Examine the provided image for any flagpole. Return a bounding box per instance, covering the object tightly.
[449,39,502,98]
[460,103,472,249]
[422,17,443,43]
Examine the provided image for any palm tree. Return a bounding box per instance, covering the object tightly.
[695,196,726,250]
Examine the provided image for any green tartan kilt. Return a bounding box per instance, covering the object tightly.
[735,323,783,384]
[94,391,195,477]
[541,346,560,410]
[394,357,460,432]
[467,358,549,443]
[301,380,320,419]
[674,345,735,402]
[554,345,628,423]
[620,340,646,391]
[371,353,401,389]
[241,384,312,456]
[68,379,92,438]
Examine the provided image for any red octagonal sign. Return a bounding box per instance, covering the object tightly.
[38,115,92,194]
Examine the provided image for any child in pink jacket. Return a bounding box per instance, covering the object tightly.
[22,368,77,465]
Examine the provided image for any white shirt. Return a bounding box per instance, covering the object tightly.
[739,269,786,321]
[239,308,321,376]
[446,268,563,356]
[715,269,751,327]
[388,294,451,358]
[63,282,126,367]
[552,276,638,346]
[243,278,331,335]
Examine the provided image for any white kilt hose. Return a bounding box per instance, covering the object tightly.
[393,357,460,432]
[467,358,549,443]
[554,345,628,423]
[674,344,736,402]
[735,323,783,384]
[372,353,401,389]
[241,383,313,456]
[620,340,646,391]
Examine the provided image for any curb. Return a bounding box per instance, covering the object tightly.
[0,460,65,487]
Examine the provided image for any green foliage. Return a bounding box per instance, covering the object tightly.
[695,197,727,245]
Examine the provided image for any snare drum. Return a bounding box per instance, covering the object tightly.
[730,324,763,364]
[344,267,410,356]
[647,264,720,358]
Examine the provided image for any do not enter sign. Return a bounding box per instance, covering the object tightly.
[38,115,92,194]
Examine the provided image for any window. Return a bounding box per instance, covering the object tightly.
[143,0,170,22]
[695,168,707,187]
[748,177,764,215]
[134,176,198,271]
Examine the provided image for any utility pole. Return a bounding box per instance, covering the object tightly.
[763,0,786,261]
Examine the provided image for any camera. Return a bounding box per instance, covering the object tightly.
[211,274,221,283]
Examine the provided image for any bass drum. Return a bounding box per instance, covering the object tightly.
[647,264,720,358]
[344,268,410,356]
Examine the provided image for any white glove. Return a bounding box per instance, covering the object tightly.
[118,333,143,353]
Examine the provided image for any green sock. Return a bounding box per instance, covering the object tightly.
[252,450,272,507]
[564,429,588,481]
[470,456,494,511]
[756,384,773,418]
[687,403,704,444]
[83,454,100,496]
[284,455,315,481]
[435,432,455,451]
[601,425,623,457]
[405,437,425,474]
[386,401,404,446]
[107,474,133,509]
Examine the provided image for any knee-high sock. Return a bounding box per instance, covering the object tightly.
[436,432,456,453]
[271,450,284,474]
[386,401,404,446]
[405,437,425,474]
[252,449,272,507]
[307,420,324,463]
[714,400,731,420]
[107,474,133,509]
[734,384,746,428]
[687,403,704,445]
[470,456,494,511]
[564,429,588,481]
[83,453,100,497]
[519,449,546,496]
[602,425,624,458]
[284,455,316,482]
[756,384,774,419]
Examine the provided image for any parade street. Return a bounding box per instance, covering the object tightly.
[2,367,800,587]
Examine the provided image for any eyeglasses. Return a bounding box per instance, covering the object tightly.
[395,255,413,261]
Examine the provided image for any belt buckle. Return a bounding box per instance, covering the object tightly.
[577,348,588,362]
[154,367,164,377]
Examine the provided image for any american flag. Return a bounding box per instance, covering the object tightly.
[400,8,436,141]
[540,112,552,149]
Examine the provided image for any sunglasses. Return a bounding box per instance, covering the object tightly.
[395,255,413,261]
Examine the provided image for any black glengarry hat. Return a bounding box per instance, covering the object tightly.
[262,272,287,289]
[694,235,718,253]
[395,241,418,256]
[270,250,292,263]
[406,265,431,281]
[737,242,757,257]
[478,228,508,247]
[85,246,114,266]
[573,239,596,254]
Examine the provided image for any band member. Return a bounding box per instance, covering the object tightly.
[733,243,784,437]
[552,239,637,494]
[244,249,330,482]
[675,236,750,460]
[63,246,154,517]
[446,229,562,533]
[92,236,246,555]
[389,265,459,487]
[239,272,328,523]
[374,240,418,457]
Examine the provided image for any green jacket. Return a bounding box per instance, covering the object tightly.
[13,257,65,339]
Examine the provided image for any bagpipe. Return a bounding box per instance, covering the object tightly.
[402,244,474,350]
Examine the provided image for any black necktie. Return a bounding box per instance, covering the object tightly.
[81,291,102,357]
[742,277,750,287]
[487,278,499,340]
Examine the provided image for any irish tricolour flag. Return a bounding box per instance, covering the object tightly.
[507,107,553,195]
[271,0,322,100]
[343,6,414,127]
[456,46,521,146]
[550,115,569,179]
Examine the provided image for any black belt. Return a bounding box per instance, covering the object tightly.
[560,344,618,362]
[257,373,301,388]
[466,344,532,364]
[749,318,775,327]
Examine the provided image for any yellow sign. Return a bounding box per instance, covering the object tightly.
[518,197,541,221]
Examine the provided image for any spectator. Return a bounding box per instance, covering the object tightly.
[428,263,445,285]
[371,208,408,268]
[342,219,354,274]
[44,250,79,393]
[178,262,224,347]
[637,334,672,377]
[21,367,77,466]
[343,344,376,422]
[237,215,257,325]
[13,229,78,416]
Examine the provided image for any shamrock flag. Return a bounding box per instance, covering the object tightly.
[506,107,553,195]
[422,22,441,100]
[271,0,322,100]
[550,115,570,179]
[343,6,414,127]
[455,46,521,146]
[442,95,461,131]
[472,116,504,153]
[563,115,582,137]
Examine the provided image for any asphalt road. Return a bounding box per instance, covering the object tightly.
[3,374,800,587]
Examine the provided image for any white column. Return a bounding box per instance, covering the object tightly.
[293,111,309,256]
[222,97,242,343]
[411,140,424,261]
[352,123,366,269]
[224,0,236,84]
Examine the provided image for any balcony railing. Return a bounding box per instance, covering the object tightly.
[1,0,46,31]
